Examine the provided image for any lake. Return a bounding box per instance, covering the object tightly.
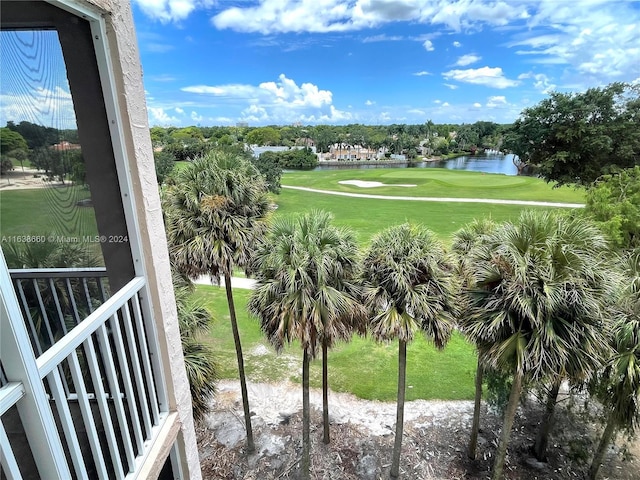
[315,152,518,176]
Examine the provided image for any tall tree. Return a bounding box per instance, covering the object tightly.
[248,211,366,477]
[173,281,217,421]
[588,250,640,480]
[503,82,640,186]
[163,150,272,452]
[153,150,175,185]
[451,218,497,460]
[0,127,28,154]
[252,151,283,194]
[361,223,457,479]
[246,126,281,146]
[461,210,612,479]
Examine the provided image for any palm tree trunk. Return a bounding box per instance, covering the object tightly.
[322,339,330,444]
[225,274,254,453]
[390,340,407,479]
[468,359,483,459]
[588,411,616,480]
[533,377,562,461]
[302,349,311,480]
[492,371,523,480]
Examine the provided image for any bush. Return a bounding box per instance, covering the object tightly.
[154,150,175,184]
[278,147,318,170]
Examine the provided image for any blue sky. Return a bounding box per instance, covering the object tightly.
[1,1,639,129]
[132,0,640,127]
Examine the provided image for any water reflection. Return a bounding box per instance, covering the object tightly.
[315,152,518,176]
[436,153,517,175]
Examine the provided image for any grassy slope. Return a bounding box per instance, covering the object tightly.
[197,285,477,401]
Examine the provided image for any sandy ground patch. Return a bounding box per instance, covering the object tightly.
[0,168,55,190]
[199,380,640,479]
[338,180,417,188]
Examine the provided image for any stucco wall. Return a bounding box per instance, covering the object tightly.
[77,0,202,478]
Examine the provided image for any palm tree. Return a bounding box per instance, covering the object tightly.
[248,210,365,478]
[531,215,614,461]
[361,223,457,479]
[588,250,640,480]
[163,150,272,452]
[4,237,102,269]
[451,218,496,460]
[461,210,612,480]
[173,282,217,421]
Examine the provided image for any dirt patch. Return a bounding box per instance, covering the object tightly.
[198,380,639,479]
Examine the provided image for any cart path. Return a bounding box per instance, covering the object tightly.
[282,185,585,208]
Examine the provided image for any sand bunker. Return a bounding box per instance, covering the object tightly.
[338,180,416,188]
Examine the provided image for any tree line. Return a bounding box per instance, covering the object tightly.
[0,121,84,183]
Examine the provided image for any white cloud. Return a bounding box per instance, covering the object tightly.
[423,39,434,51]
[473,102,482,108]
[182,74,349,124]
[148,106,181,126]
[413,71,432,76]
[365,99,375,105]
[191,111,204,122]
[133,0,214,23]
[486,95,507,108]
[443,66,519,88]
[0,86,76,129]
[452,41,462,47]
[211,0,528,34]
[363,34,403,42]
[443,83,459,90]
[175,107,185,114]
[518,72,556,93]
[509,0,640,86]
[442,102,450,107]
[455,54,481,66]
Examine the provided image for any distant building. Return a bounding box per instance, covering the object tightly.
[51,141,81,151]
[320,143,381,161]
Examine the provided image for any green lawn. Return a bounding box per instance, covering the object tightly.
[282,168,586,203]
[274,187,542,244]
[1,168,584,402]
[195,168,586,401]
[0,186,99,238]
[196,285,477,401]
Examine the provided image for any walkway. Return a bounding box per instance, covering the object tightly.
[193,275,256,289]
[282,185,585,208]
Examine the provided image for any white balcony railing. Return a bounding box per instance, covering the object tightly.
[1,268,171,479]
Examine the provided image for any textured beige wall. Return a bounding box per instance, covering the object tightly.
[75,0,202,478]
